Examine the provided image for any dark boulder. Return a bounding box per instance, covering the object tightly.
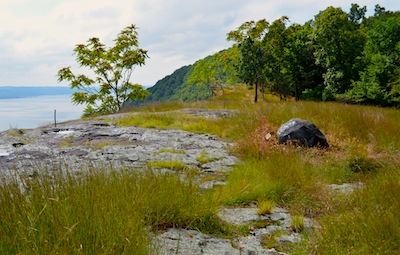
[277,118,329,148]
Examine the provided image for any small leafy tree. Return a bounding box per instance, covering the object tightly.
[188,48,239,97]
[58,24,149,116]
[227,19,269,102]
[188,57,220,97]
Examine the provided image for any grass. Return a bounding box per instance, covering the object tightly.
[196,152,221,165]
[0,168,229,254]
[290,215,305,233]
[258,200,276,215]
[311,168,400,254]
[2,87,400,254]
[147,161,190,172]
[153,148,187,156]
[6,128,26,137]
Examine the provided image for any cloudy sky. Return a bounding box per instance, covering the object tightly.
[1,0,399,87]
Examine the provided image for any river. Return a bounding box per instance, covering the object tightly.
[0,95,86,131]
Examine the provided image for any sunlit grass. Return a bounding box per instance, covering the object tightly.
[0,168,227,254]
[311,165,400,254]
[115,111,238,140]
[257,200,276,215]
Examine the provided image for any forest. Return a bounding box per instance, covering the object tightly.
[140,4,400,107]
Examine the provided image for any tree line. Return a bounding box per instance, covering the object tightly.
[58,4,400,116]
[227,4,400,106]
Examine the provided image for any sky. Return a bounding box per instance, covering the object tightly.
[0,0,399,87]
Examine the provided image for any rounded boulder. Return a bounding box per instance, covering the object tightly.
[277,118,329,148]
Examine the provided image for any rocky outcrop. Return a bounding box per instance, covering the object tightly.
[155,206,314,254]
[0,119,237,181]
[277,118,329,148]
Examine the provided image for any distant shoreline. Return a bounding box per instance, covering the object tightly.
[0,86,74,100]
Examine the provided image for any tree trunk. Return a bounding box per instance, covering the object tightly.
[261,83,265,101]
[254,82,258,103]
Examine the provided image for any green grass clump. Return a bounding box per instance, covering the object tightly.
[147,161,189,171]
[290,216,305,233]
[196,152,221,165]
[59,136,73,147]
[6,128,26,136]
[153,148,187,156]
[348,156,382,173]
[258,200,276,215]
[0,168,224,254]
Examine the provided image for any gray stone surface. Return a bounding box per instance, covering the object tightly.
[0,120,238,179]
[327,182,365,193]
[156,207,314,255]
[154,228,284,255]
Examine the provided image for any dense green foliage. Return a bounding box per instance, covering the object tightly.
[137,65,209,104]
[187,48,240,97]
[125,48,240,106]
[143,3,399,108]
[124,65,209,107]
[58,25,149,116]
[227,4,400,106]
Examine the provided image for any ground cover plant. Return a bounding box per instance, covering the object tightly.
[1,86,400,254]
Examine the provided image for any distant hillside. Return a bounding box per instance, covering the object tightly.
[146,65,209,102]
[126,65,209,107]
[0,86,74,99]
[126,48,240,106]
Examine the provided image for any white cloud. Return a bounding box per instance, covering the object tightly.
[0,0,399,86]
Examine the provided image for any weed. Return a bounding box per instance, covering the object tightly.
[6,128,26,136]
[249,219,280,229]
[153,148,187,156]
[258,200,276,215]
[59,136,73,147]
[261,229,288,251]
[196,152,221,165]
[348,156,381,173]
[290,216,305,233]
[147,161,189,171]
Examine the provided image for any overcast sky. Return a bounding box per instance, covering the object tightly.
[0,0,399,87]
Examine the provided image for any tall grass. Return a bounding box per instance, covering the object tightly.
[115,111,239,140]
[312,165,400,254]
[0,168,224,254]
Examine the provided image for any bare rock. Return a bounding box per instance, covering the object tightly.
[0,120,238,179]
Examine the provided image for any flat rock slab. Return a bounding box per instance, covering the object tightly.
[0,120,238,179]
[154,228,284,255]
[155,207,315,255]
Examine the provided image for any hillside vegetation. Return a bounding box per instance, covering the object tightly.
[1,85,400,254]
[125,47,240,106]
[131,4,400,108]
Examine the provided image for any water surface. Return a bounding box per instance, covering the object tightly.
[0,95,85,131]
